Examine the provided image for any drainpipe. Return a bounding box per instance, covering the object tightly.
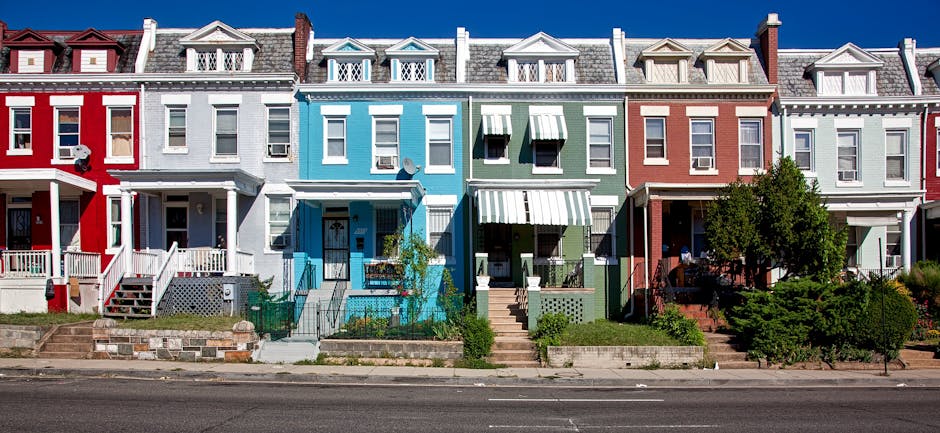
[779,105,787,162]
[921,105,929,260]
[468,95,474,292]
[623,196,635,320]
[139,83,147,169]
[643,185,650,318]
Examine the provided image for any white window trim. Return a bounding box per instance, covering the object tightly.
[104,106,135,164]
[793,129,816,176]
[836,129,862,187]
[106,196,122,254]
[51,106,81,165]
[163,106,188,154]
[689,118,717,175]
[816,70,877,96]
[264,195,294,254]
[590,204,618,265]
[8,106,32,156]
[586,117,615,175]
[737,118,764,175]
[483,135,510,164]
[322,116,348,165]
[426,204,456,265]
[371,116,400,174]
[211,106,239,163]
[643,117,668,165]
[425,116,455,174]
[264,105,292,162]
[534,225,563,262]
[884,129,908,184]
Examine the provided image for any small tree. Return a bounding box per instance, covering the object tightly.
[706,157,846,285]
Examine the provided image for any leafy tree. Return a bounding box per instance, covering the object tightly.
[898,261,940,319]
[383,229,447,323]
[705,157,846,284]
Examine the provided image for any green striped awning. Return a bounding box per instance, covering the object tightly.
[475,189,527,224]
[482,114,512,136]
[528,114,568,140]
[526,190,592,226]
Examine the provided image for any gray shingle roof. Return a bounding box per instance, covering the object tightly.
[778,49,913,98]
[145,31,294,74]
[0,32,141,74]
[621,39,769,86]
[465,42,616,84]
[916,54,940,95]
[305,41,456,84]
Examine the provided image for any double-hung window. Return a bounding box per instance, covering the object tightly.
[373,118,399,171]
[55,107,80,159]
[375,208,399,257]
[107,107,133,160]
[590,208,613,259]
[266,106,291,159]
[428,207,454,259]
[214,107,238,159]
[739,119,763,170]
[60,200,80,251]
[794,129,814,171]
[533,141,561,169]
[108,197,122,249]
[267,196,292,251]
[10,107,31,152]
[885,130,906,181]
[427,118,453,171]
[692,208,708,259]
[535,225,563,260]
[324,117,346,161]
[166,107,187,151]
[485,136,508,161]
[587,118,613,170]
[214,198,227,247]
[690,119,715,170]
[837,130,859,182]
[644,118,665,159]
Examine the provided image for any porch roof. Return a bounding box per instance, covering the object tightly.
[468,179,598,226]
[0,168,96,193]
[286,180,425,206]
[108,169,263,196]
[628,182,728,207]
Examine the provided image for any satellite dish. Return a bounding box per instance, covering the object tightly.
[73,144,92,160]
[402,157,420,175]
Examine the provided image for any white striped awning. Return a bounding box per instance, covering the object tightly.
[474,189,592,226]
[475,189,527,224]
[527,190,592,226]
[529,114,568,141]
[482,114,513,136]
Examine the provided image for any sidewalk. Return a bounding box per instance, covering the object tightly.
[3,358,940,388]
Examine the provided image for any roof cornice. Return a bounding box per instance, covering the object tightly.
[0,72,296,85]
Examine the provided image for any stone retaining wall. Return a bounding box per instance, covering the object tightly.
[548,346,704,368]
[92,320,258,362]
[0,325,47,350]
[320,339,463,360]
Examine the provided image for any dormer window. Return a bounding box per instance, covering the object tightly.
[19,51,44,73]
[323,38,375,83]
[809,43,882,96]
[180,21,258,73]
[700,38,751,84]
[387,37,437,83]
[503,32,579,84]
[67,29,124,73]
[639,39,693,84]
[4,29,57,74]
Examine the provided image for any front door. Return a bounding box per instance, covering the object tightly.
[166,205,188,248]
[7,208,31,250]
[323,218,349,280]
[483,223,512,281]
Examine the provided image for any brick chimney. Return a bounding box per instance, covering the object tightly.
[756,13,782,84]
[0,21,6,54]
[294,13,312,82]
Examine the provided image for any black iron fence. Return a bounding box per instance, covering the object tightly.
[534,259,583,288]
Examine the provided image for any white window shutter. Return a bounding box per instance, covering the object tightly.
[186,48,196,72]
[391,59,399,81]
[507,59,517,82]
[243,48,254,72]
[363,59,371,81]
[426,59,434,82]
[566,59,575,83]
[328,59,335,81]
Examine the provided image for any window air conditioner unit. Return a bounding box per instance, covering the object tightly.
[885,255,902,268]
[268,143,289,157]
[838,170,857,182]
[59,146,75,159]
[694,156,713,170]
[376,155,396,169]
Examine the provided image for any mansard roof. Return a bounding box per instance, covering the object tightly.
[621,38,769,86]
[145,28,293,74]
[778,47,912,98]
[306,38,456,83]
[915,51,940,96]
[0,28,141,74]
[466,37,614,84]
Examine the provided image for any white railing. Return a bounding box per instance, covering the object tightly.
[132,249,163,277]
[178,248,227,275]
[151,242,179,317]
[98,245,127,314]
[64,252,101,279]
[235,250,255,275]
[1,250,51,278]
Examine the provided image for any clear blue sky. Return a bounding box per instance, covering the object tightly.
[3,1,938,48]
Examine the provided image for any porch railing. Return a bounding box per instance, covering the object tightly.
[1,250,51,278]
[151,242,179,317]
[326,281,348,330]
[534,259,583,288]
[98,245,127,314]
[64,252,100,279]
[295,261,316,297]
[235,249,254,275]
[516,260,530,314]
[178,248,227,275]
[132,249,163,277]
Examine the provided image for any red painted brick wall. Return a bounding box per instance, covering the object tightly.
[926,112,940,201]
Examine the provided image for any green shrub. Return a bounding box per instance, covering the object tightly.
[898,261,940,318]
[856,276,917,358]
[534,313,570,341]
[461,314,494,360]
[651,304,706,347]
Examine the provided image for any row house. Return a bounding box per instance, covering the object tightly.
[292,33,466,314]
[462,31,627,321]
[626,17,778,304]
[777,37,925,273]
[915,47,940,262]
[0,23,142,313]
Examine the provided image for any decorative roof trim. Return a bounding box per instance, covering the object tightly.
[179,20,258,49]
[385,37,440,57]
[639,38,693,60]
[322,37,376,57]
[808,42,884,71]
[66,28,123,49]
[4,28,57,47]
[700,38,751,59]
[502,32,579,59]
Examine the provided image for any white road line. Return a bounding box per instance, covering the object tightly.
[488,425,719,429]
[487,398,664,402]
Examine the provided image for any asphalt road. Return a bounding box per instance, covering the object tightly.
[1,378,938,432]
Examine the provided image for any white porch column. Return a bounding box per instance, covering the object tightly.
[226,189,237,275]
[49,182,61,279]
[902,209,914,270]
[121,189,134,273]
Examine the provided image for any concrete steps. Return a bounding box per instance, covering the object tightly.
[677,304,724,332]
[704,332,759,369]
[487,289,539,367]
[38,323,94,359]
[104,278,154,319]
[901,348,940,369]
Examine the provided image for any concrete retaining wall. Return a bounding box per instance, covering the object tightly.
[548,346,704,368]
[92,322,259,362]
[0,325,47,349]
[321,339,463,360]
